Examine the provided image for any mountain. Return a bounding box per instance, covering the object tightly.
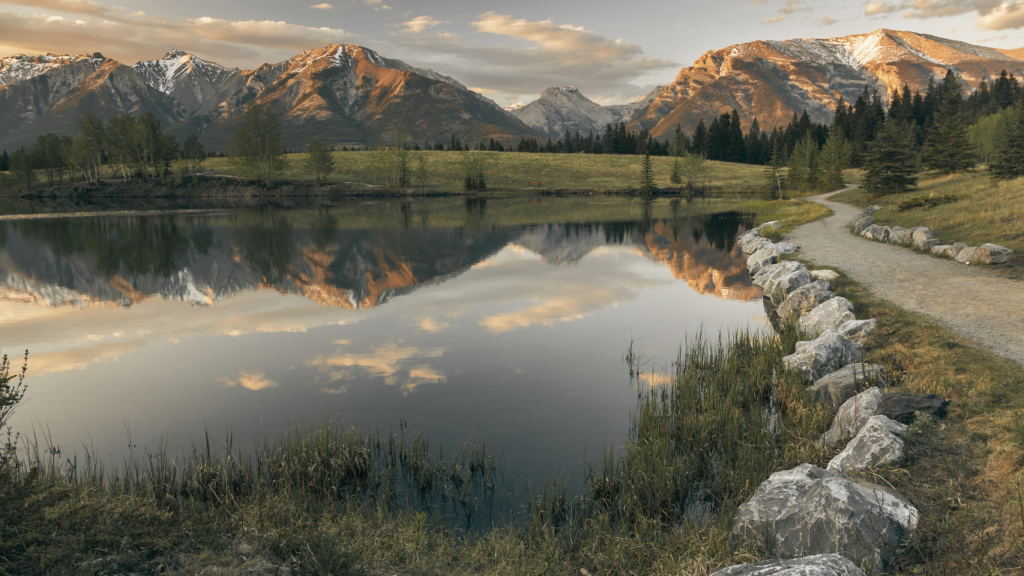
[629,29,1024,138]
[169,44,539,149]
[0,54,185,149]
[132,49,243,116]
[0,44,540,151]
[510,86,658,139]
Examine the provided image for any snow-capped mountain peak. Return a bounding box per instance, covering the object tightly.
[0,53,103,86]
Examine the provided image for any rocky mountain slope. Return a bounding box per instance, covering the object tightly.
[0,54,185,150]
[0,44,540,150]
[629,29,1024,138]
[509,86,656,139]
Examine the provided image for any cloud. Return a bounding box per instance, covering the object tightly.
[977,1,1024,28]
[779,0,803,14]
[865,0,900,14]
[896,0,1005,19]
[0,0,115,18]
[816,16,839,24]
[0,9,360,68]
[219,372,278,391]
[388,12,675,106]
[416,317,451,333]
[403,16,445,33]
[309,3,332,8]
[306,341,446,391]
[762,15,789,22]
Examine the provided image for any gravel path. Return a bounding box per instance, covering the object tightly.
[789,187,1024,367]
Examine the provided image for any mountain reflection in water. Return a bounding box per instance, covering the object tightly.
[1,206,758,309]
[0,199,764,489]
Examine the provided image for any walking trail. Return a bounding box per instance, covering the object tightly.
[789,187,1024,367]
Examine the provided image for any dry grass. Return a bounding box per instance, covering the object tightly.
[800,263,1024,574]
[832,171,1024,260]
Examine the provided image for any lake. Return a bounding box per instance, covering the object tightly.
[0,196,765,490]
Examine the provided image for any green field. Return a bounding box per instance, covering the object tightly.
[833,171,1024,259]
[202,151,772,193]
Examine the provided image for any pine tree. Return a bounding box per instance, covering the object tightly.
[786,132,818,192]
[638,151,655,194]
[991,102,1024,179]
[864,122,918,195]
[924,73,975,174]
[762,141,783,199]
[818,126,852,191]
[670,157,682,185]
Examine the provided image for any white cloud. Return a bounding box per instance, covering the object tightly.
[403,16,445,33]
[978,1,1024,28]
[865,0,900,14]
[762,15,789,22]
[816,15,839,24]
[309,3,332,9]
[219,372,278,391]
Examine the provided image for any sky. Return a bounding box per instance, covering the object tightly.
[4,0,1024,106]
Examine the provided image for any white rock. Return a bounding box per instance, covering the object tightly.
[973,243,1014,264]
[827,415,907,474]
[822,387,884,446]
[799,297,856,338]
[775,241,798,254]
[887,226,907,245]
[784,329,863,381]
[930,244,953,257]
[753,261,804,289]
[776,281,835,324]
[747,245,780,276]
[810,269,840,281]
[731,464,918,573]
[955,246,978,264]
[809,363,886,409]
[850,215,874,235]
[838,318,876,344]
[742,236,773,255]
[710,554,866,576]
[949,242,968,257]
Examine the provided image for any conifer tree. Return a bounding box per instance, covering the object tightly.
[991,102,1024,179]
[864,122,918,195]
[670,157,682,186]
[925,71,975,174]
[762,141,783,199]
[638,150,655,195]
[818,126,852,191]
[786,132,818,192]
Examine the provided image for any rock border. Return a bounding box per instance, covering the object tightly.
[719,221,953,574]
[850,205,1014,265]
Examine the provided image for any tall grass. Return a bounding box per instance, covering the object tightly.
[1,328,830,574]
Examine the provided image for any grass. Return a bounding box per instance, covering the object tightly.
[795,260,1024,574]
[0,323,835,576]
[832,171,1024,263]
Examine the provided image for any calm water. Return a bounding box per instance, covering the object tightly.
[1,197,765,486]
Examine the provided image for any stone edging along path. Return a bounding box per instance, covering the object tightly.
[789,186,1024,369]
[707,210,958,575]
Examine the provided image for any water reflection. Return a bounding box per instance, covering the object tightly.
[1,204,757,310]
[0,199,764,487]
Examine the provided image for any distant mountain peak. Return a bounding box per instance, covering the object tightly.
[0,52,103,86]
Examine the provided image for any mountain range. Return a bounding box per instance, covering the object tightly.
[2,29,1024,150]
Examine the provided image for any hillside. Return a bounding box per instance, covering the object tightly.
[510,86,656,139]
[627,29,1024,137]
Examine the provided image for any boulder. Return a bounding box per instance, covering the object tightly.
[877,392,950,424]
[776,281,835,324]
[808,363,886,410]
[850,215,874,235]
[887,227,907,245]
[738,229,762,246]
[954,246,979,264]
[827,415,907,474]
[742,236,774,255]
[950,242,968,257]
[799,297,856,338]
[910,227,939,251]
[822,387,884,446]
[747,246,780,276]
[862,225,890,242]
[783,329,863,381]
[710,554,866,576]
[753,261,804,290]
[810,269,840,282]
[775,241,798,254]
[731,464,918,573]
[758,221,781,233]
[930,244,953,257]
[838,319,876,344]
[863,205,883,215]
[972,243,1014,264]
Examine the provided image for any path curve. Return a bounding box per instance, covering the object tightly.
[789,187,1024,367]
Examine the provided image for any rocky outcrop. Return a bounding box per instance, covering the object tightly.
[711,554,866,576]
[850,208,1015,265]
[822,387,884,446]
[827,415,907,474]
[877,392,950,424]
[808,363,886,410]
[783,329,863,381]
[798,297,856,338]
[838,318,876,344]
[747,245,780,276]
[731,464,918,573]
[776,281,835,324]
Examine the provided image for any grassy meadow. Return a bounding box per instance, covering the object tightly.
[202,151,772,193]
[833,170,1024,264]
